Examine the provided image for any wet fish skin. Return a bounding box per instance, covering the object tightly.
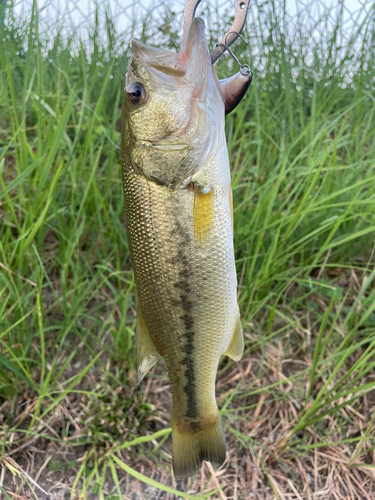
[121,18,244,478]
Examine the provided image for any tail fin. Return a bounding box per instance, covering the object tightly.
[172,415,226,478]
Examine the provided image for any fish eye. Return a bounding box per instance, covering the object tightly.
[127,81,147,104]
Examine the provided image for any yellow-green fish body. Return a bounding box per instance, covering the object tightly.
[121,18,244,477]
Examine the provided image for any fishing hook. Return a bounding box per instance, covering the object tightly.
[182,0,251,63]
[210,0,251,65]
[215,32,252,76]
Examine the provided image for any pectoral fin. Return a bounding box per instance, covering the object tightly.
[136,304,160,383]
[224,313,244,361]
[193,184,214,244]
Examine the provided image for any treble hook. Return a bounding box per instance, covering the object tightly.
[182,0,251,63]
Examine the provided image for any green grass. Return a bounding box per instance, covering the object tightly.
[1,0,375,498]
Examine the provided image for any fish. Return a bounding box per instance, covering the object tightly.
[121,8,251,478]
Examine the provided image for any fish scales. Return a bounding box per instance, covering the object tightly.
[122,151,236,412]
[121,17,245,477]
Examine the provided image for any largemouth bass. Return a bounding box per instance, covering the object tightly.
[121,12,250,478]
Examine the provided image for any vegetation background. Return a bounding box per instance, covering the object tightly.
[1,0,375,498]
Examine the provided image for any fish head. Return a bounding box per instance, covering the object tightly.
[122,17,225,189]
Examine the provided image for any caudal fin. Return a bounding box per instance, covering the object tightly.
[172,415,226,478]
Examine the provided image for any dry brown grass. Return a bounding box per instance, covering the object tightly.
[2,308,375,500]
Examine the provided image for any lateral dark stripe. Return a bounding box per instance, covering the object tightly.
[171,220,197,420]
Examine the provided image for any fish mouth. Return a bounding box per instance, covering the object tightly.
[131,17,210,91]
[183,18,210,98]
[183,17,208,61]
[131,38,187,78]
[143,142,189,150]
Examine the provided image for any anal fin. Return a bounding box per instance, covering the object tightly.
[136,304,160,383]
[224,313,244,361]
